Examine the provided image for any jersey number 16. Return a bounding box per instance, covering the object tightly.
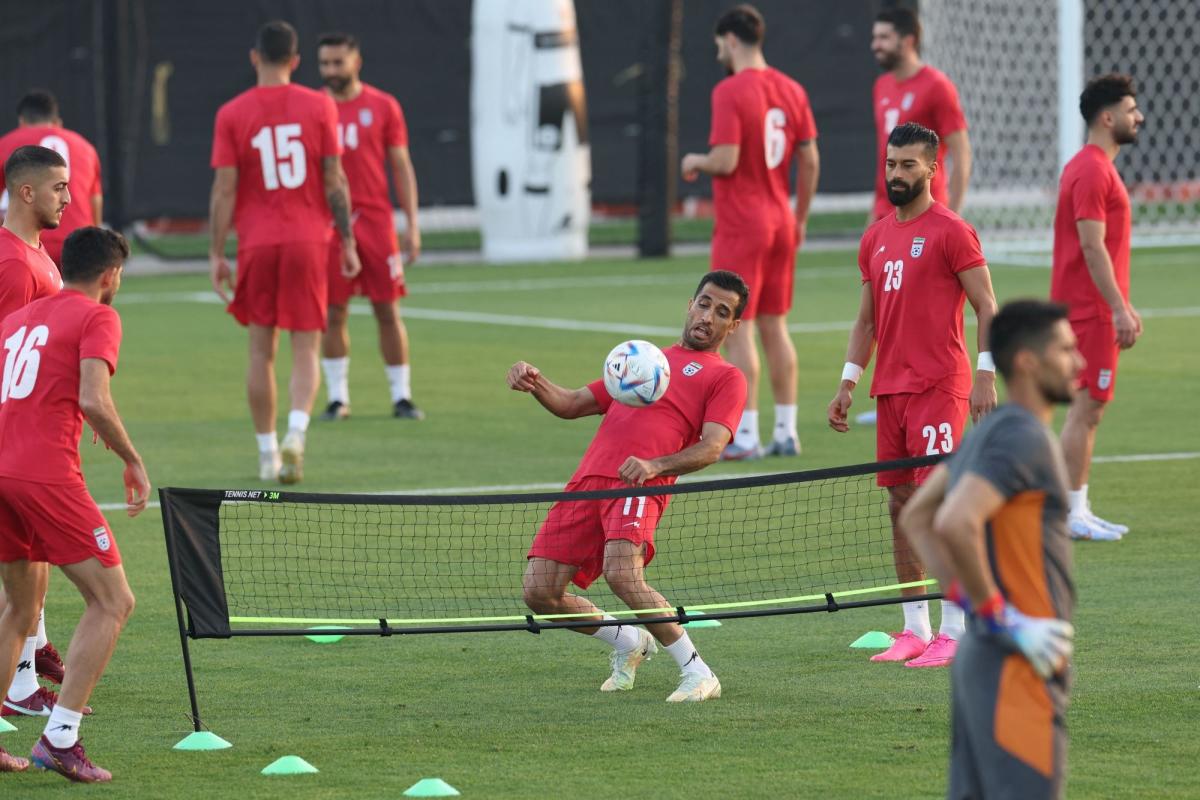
[1,324,49,403]
[251,124,307,190]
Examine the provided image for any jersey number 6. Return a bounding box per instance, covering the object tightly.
[251,124,307,191]
[1,324,49,402]
[764,108,787,169]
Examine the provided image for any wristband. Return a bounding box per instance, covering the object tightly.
[841,362,864,384]
[944,580,970,612]
[976,592,1006,634]
[976,351,996,372]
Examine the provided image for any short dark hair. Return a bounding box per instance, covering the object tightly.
[694,270,750,319]
[256,20,299,64]
[16,90,59,123]
[61,227,129,283]
[4,145,67,192]
[714,5,765,46]
[317,31,359,51]
[1080,73,1136,126]
[875,8,922,53]
[887,121,939,162]
[989,299,1069,381]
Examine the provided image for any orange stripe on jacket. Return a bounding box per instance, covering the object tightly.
[988,491,1054,617]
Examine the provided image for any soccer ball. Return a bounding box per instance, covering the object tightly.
[603,340,671,407]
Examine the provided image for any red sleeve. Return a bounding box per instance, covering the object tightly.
[858,229,874,283]
[80,305,122,375]
[586,378,614,413]
[708,82,741,146]
[794,86,817,142]
[945,220,987,274]
[210,106,237,168]
[0,261,35,314]
[319,96,342,158]
[704,367,748,437]
[1070,167,1109,222]
[933,76,968,135]
[91,143,103,197]
[385,97,408,148]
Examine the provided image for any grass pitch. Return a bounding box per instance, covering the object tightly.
[3,244,1197,798]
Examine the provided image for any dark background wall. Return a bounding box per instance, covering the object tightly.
[0,0,896,225]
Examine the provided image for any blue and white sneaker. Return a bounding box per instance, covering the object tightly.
[720,441,764,461]
[601,628,656,692]
[765,436,800,457]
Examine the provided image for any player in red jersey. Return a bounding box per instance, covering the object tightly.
[828,123,997,669]
[209,20,361,485]
[510,271,749,703]
[0,227,148,781]
[0,91,103,266]
[869,9,970,223]
[681,5,818,461]
[1052,74,1144,543]
[0,147,69,713]
[315,32,424,422]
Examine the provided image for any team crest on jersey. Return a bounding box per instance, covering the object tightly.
[92,526,111,552]
[1098,369,1112,390]
[359,108,373,127]
[682,361,703,377]
[910,237,926,258]
[901,92,915,110]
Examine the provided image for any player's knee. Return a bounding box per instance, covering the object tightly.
[602,570,644,601]
[371,302,398,324]
[522,581,556,613]
[1,596,40,632]
[95,586,135,626]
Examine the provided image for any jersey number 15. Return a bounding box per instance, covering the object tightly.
[251,124,307,190]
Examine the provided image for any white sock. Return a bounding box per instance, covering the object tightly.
[255,432,277,455]
[902,600,933,641]
[772,404,798,441]
[36,607,47,648]
[939,600,965,639]
[5,636,39,701]
[591,615,642,651]
[664,631,712,676]
[734,410,760,449]
[321,357,350,405]
[43,705,83,749]
[385,364,411,403]
[287,410,310,435]
[1068,484,1088,517]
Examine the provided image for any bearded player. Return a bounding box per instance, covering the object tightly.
[510,271,748,703]
[0,146,69,714]
[316,32,424,422]
[829,123,997,669]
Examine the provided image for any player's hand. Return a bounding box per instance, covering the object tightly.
[970,371,998,424]
[210,252,234,304]
[990,604,1074,679]
[1129,305,1143,341]
[827,384,854,433]
[123,461,151,518]
[618,456,660,486]
[402,228,421,265]
[507,361,541,392]
[795,217,807,249]
[1113,306,1139,350]
[680,154,704,182]
[341,241,363,280]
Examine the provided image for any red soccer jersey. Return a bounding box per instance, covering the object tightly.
[0,227,62,317]
[210,84,341,248]
[334,83,408,214]
[0,290,121,484]
[709,67,818,235]
[572,345,746,483]
[0,125,102,257]
[1050,144,1131,322]
[872,66,967,220]
[859,203,986,398]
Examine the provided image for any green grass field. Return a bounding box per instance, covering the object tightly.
[4,244,1198,798]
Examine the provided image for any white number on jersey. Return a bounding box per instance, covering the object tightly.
[250,124,307,190]
[1,324,50,402]
[882,259,904,292]
[338,122,359,151]
[922,422,954,455]
[0,134,71,212]
[883,107,901,134]
[764,107,788,169]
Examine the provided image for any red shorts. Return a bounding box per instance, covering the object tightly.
[229,241,329,331]
[710,224,796,320]
[0,476,121,567]
[528,476,670,590]
[876,388,968,487]
[327,210,406,306]
[1071,316,1119,403]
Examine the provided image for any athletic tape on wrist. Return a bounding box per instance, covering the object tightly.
[976,351,996,372]
[841,362,864,384]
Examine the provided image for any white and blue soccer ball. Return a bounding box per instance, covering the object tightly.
[603,340,671,407]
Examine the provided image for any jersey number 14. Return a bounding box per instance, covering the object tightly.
[251,124,307,190]
[1,324,49,402]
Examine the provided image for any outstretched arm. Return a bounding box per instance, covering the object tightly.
[79,358,149,517]
[681,145,740,181]
[618,421,732,486]
[507,361,602,420]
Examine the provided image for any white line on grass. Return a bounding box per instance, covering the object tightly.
[96,451,1199,511]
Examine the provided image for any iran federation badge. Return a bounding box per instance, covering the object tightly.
[911,237,926,258]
